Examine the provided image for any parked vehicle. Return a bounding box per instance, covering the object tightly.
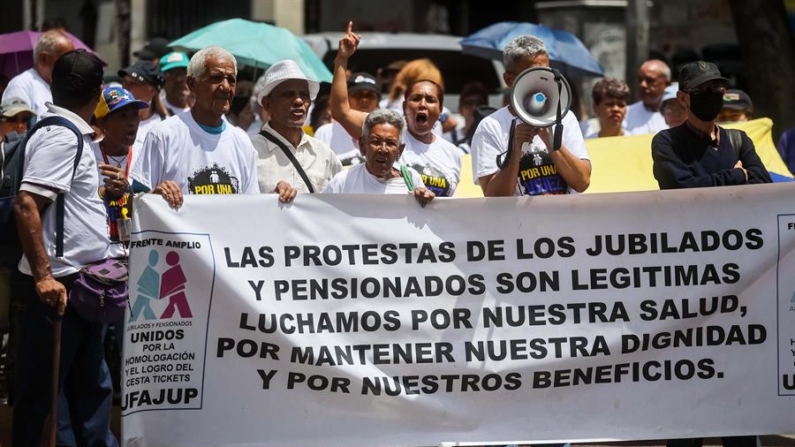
[302,32,506,111]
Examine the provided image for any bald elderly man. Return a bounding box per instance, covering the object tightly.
[2,30,74,116]
[623,59,671,135]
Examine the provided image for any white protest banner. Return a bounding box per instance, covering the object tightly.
[122,185,795,447]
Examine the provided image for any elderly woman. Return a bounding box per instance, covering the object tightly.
[93,86,150,249]
[585,77,631,139]
[323,109,434,206]
[331,22,461,198]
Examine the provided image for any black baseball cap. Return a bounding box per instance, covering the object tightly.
[678,61,728,91]
[133,37,170,61]
[119,60,165,91]
[51,49,104,96]
[722,89,753,111]
[348,72,381,97]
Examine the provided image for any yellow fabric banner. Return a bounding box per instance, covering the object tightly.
[456,118,792,198]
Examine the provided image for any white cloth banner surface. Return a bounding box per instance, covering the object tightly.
[122,185,795,447]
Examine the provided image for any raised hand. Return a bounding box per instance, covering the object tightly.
[337,21,360,59]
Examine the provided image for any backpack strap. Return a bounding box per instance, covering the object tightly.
[18,116,84,257]
[726,128,743,159]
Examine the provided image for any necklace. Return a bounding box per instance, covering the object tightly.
[107,154,127,168]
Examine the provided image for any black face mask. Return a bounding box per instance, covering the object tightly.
[688,90,724,121]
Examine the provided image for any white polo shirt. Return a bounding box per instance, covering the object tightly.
[19,103,110,277]
[251,122,342,194]
[624,100,667,135]
[2,68,52,116]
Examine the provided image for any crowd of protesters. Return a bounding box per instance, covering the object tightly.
[0,19,786,447]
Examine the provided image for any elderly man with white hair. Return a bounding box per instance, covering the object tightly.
[250,59,342,194]
[2,30,74,115]
[131,46,290,206]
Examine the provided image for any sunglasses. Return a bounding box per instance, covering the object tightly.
[0,115,31,124]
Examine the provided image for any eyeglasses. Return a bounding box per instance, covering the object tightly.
[686,84,727,95]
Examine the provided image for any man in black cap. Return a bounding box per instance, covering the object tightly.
[314,72,381,164]
[134,36,170,64]
[652,61,770,189]
[652,62,768,447]
[120,60,167,146]
[13,49,118,447]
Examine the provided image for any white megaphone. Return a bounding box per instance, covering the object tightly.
[510,67,572,128]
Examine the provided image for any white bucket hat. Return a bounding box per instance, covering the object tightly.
[257,60,320,104]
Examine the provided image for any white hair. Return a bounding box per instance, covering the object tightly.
[34,30,71,58]
[187,46,237,78]
[503,35,547,72]
[361,109,406,144]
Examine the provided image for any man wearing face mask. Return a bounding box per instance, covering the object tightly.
[652,61,771,189]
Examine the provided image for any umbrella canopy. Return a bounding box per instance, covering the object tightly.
[0,30,106,79]
[169,18,332,83]
[461,21,604,78]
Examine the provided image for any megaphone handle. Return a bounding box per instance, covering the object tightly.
[554,124,563,151]
[553,69,563,151]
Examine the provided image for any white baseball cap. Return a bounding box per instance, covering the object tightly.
[257,60,320,104]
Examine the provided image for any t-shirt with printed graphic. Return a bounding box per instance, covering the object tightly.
[471,106,589,196]
[323,164,425,195]
[399,131,461,197]
[131,110,260,195]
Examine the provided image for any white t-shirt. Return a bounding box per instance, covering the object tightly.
[323,164,425,194]
[623,101,667,135]
[313,122,361,163]
[471,106,590,196]
[399,132,461,197]
[131,111,260,195]
[135,113,163,152]
[18,104,110,277]
[2,68,51,116]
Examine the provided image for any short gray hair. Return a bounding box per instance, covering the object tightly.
[503,35,547,72]
[35,30,71,58]
[361,109,405,143]
[187,46,237,78]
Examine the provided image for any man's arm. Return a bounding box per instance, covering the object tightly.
[475,121,536,197]
[536,125,591,192]
[14,190,67,315]
[651,132,745,189]
[738,132,772,184]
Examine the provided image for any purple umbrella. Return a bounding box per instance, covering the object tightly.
[0,30,106,79]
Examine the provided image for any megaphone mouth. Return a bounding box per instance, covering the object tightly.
[509,67,572,128]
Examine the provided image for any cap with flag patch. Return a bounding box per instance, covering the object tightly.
[95,86,150,119]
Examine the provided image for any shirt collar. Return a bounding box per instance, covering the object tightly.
[685,120,720,148]
[262,122,310,152]
[44,103,96,136]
